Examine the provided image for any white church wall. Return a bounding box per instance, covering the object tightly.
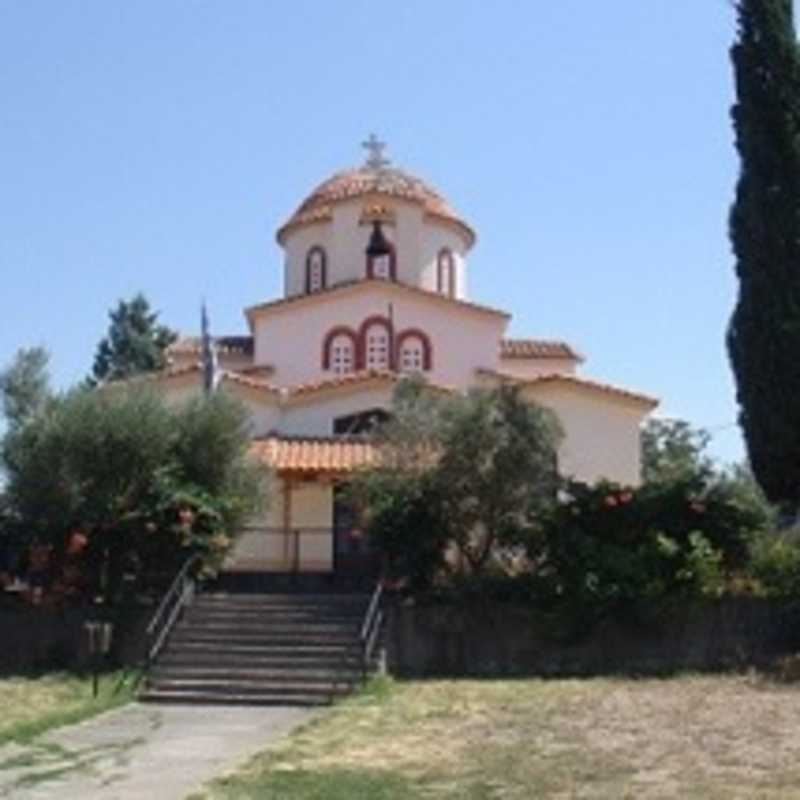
[226,480,333,571]
[281,385,395,436]
[252,284,506,389]
[520,382,647,486]
[288,481,334,571]
[237,397,282,438]
[282,198,471,298]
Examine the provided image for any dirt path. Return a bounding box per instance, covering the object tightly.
[0,702,313,799]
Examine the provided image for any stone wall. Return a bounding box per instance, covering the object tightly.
[384,598,800,677]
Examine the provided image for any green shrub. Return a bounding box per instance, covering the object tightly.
[748,530,800,597]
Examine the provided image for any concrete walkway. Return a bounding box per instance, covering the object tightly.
[0,702,315,799]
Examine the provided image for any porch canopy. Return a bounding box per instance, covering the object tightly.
[250,435,379,477]
[230,435,380,574]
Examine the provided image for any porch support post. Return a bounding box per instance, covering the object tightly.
[282,475,293,569]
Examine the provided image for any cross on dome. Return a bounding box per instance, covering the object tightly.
[362,133,390,171]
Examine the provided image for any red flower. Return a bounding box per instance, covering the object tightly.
[66,532,88,555]
[604,496,618,508]
[619,491,634,505]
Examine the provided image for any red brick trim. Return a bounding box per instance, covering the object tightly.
[366,242,397,281]
[396,328,433,371]
[357,315,395,370]
[437,248,455,297]
[321,326,358,370]
[305,246,327,294]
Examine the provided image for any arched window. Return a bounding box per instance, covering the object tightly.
[330,334,355,375]
[396,328,433,372]
[305,246,327,293]
[437,248,456,297]
[365,326,390,370]
[322,326,357,373]
[358,316,393,371]
[399,337,424,373]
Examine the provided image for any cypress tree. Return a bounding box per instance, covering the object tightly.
[728,0,800,509]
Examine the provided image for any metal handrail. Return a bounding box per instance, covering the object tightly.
[144,553,201,666]
[359,580,384,678]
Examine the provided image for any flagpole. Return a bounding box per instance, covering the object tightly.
[387,302,394,371]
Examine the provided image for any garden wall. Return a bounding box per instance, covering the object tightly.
[384,597,800,677]
[0,601,150,673]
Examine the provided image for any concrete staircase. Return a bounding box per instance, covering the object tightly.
[140,592,371,706]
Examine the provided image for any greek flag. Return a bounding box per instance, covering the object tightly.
[201,302,219,394]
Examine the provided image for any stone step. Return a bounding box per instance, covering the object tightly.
[196,593,369,607]
[167,631,359,647]
[145,677,354,697]
[184,607,364,620]
[139,689,335,707]
[176,622,361,637]
[150,665,362,682]
[160,640,360,656]
[158,646,361,664]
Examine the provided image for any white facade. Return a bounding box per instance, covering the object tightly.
[160,143,658,572]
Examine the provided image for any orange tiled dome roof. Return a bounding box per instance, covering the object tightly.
[276,165,476,247]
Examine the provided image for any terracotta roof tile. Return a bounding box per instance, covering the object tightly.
[250,435,379,474]
[219,371,280,393]
[277,166,475,247]
[245,278,510,322]
[500,339,583,362]
[288,369,398,397]
[477,369,658,408]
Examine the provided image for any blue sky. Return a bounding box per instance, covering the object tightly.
[0,1,760,463]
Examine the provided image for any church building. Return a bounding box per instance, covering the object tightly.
[154,137,658,576]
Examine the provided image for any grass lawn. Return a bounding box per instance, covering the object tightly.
[0,671,134,745]
[196,674,800,800]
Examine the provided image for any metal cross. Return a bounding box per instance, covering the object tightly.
[362,133,390,170]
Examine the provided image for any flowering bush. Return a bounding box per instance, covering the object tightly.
[528,476,766,635]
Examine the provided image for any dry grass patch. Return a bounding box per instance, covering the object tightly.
[0,672,131,745]
[200,674,800,799]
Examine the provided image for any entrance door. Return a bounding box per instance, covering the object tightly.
[333,486,379,580]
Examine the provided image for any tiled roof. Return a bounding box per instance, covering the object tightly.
[245,278,510,322]
[289,369,398,397]
[250,435,379,474]
[167,335,254,356]
[220,371,280,393]
[477,369,658,408]
[124,365,417,402]
[277,166,475,247]
[500,339,583,362]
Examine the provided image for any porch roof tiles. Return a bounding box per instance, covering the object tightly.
[250,435,379,475]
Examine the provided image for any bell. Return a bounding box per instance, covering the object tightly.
[366,221,392,258]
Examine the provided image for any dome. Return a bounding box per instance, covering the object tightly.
[276,162,476,248]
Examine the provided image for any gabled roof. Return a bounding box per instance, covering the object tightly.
[250,435,379,475]
[288,369,399,398]
[500,339,583,362]
[128,364,446,404]
[477,368,658,409]
[244,279,510,326]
